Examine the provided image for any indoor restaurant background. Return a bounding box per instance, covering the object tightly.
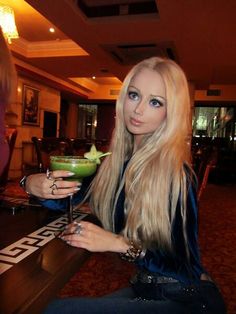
[0,1,236,313]
[1,0,235,179]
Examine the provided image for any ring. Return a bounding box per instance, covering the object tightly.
[74,223,82,235]
[50,183,58,189]
[46,169,54,180]
[50,178,58,195]
[50,180,58,190]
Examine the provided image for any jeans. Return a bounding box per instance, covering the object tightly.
[43,281,226,314]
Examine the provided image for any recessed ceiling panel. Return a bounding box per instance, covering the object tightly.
[75,0,158,18]
[102,42,177,65]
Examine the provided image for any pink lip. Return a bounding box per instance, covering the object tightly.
[130,117,142,126]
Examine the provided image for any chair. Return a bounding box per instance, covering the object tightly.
[193,145,218,201]
[70,138,91,156]
[31,137,73,172]
[95,139,110,153]
[0,128,17,191]
[197,162,216,200]
[212,150,236,184]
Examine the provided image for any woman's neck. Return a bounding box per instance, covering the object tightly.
[133,135,143,153]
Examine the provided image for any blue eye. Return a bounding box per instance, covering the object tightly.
[128,91,139,101]
[150,98,163,108]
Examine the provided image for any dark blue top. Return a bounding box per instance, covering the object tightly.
[114,174,205,284]
[41,164,205,284]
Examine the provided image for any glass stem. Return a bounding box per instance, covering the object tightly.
[68,194,73,223]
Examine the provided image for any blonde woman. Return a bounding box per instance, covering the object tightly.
[0,27,16,175]
[24,57,226,313]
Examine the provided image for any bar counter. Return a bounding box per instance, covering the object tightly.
[0,199,97,314]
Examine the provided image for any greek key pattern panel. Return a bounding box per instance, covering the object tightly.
[0,211,87,275]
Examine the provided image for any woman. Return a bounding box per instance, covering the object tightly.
[0,27,17,175]
[24,57,226,313]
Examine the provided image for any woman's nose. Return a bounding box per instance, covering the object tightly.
[134,99,146,115]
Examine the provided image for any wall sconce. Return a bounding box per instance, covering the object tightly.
[0,4,19,43]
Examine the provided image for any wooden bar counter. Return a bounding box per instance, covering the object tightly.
[0,200,96,314]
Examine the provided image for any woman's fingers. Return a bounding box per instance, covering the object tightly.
[44,171,81,198]
[45,182,80,198]
[26,172,80,199]
[59,222,116,252]
[48,179,80,191]
[48,170,75,179]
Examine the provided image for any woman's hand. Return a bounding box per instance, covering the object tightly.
[25,170,81,199]
[59,221,129,253]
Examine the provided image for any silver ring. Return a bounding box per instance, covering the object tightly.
[46,169,54,180]
[50,184,57,190]
[50,180,58,190]
[74,224,82,235]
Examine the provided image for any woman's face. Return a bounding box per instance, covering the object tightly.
[124,68,167,146]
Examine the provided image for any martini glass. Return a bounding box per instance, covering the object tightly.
[50,156,97,223]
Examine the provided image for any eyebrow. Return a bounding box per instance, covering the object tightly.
[150,94,166,101]
[128,85,138,90]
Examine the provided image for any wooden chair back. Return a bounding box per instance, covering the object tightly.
[31,137,73,172]
[0,128,17,190]
[193,145,218,200]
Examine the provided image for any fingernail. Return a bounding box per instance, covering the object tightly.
[67,172,75,176]
[68,193,74,196]
[74,187,81,191]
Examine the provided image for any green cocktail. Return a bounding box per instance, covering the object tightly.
[50,156,97,181]
[50,156,97,223]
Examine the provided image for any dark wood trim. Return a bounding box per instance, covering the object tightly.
[195,100,236,107]
[77,99,116,105]
[16,64,88,100]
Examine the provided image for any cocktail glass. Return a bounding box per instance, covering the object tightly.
[50,156,97,223]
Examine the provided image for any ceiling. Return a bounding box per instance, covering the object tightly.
[2,0,236,99]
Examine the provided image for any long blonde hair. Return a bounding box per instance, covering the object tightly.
[89,57,193,251]
[0,27,17,104]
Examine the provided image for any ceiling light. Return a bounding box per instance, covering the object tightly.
[49,27,55,33]
[0,4,19,44]
[92,76,96,80]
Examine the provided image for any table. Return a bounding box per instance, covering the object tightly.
[0,199,97,314]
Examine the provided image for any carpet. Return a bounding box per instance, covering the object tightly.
[59,184,236,314]
[198,184,236,314]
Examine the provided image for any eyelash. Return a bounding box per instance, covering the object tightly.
[128,91,163,108]
[150,99,163,107]
[128,91,139,101]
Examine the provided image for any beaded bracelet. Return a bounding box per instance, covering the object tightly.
[120,240,146,262]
